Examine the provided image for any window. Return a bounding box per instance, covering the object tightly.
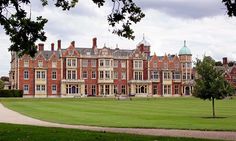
[187,63,192,68]
[36,85,46,92]
[135,85,147,94]
[99,60,104,67]
[121,85,126,94]
[163,71,171,80]
[67,70,77,79]
[153,85,158,95]
[99,71,104,79]
[164,85,171,95]
[66,84,79,94]
[105,60,110,67]
[153,61,157,68]
[187,73,191,79]
[24,70,29,80]
[134,71,142,80]
[134,60,142,69]
[83,71,87,79]
[183,74,186,79]
[67,58,77,67]
[100,85,104,95]
[114,60,118,67]
[163,62,168,69]
[174,85,179,94]
[23,85,29,94]
[105,85,110,95]
[175,63,179,69]
[92,71,96,79]
[173,72,180,80]
[151,71,159,80]
[114,85,118,94]
[38,60,43,67]
[92,85,96,96]
[52,84,57,94]
[114,71,118,79]
[121,61,126,68]
[24,60,29,67]
[105,71,110,79]
[52,71,57,80]
[82,59,88,67]
[52,61,57,68]
[122,72,126,79]
[85,85,88,95]
[41,71,45,79]
[91,60,96,67]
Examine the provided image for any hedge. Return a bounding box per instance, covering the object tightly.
[0,90,23,97]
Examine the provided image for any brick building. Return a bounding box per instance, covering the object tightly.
[9,37,194,97]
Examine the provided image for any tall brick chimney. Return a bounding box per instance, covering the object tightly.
[71,41,75,47]
[223,57,228,66]
[51,43,54,51]
[92,37,97,49]
[57,40,61,50]
[38,43,44,51]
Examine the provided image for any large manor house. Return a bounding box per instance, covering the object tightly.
[9,37,194,97]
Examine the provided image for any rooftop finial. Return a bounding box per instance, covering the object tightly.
[143,33,145,40]
[184,40,187,47]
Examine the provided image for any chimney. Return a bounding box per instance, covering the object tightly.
[71,41,75,47]
[38,43,44,51]
[51,43,54,51]
[223,57,228,66]
[92,37,97,49]
[57,40,61,50]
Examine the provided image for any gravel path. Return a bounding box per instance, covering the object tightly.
[0,103,236,140]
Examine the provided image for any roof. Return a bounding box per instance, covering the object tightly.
[137,36,151,47]
[179,41,191,56]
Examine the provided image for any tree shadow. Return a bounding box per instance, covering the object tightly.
[201,117,227,119]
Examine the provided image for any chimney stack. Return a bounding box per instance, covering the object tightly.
[38,43,44,51]
[57,40,61,50]
[223,57,228,66]
[71,41,75,47]
[51,43,54,51]
[92,37,97,49]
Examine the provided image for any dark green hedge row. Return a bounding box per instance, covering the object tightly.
[0,90,23,97]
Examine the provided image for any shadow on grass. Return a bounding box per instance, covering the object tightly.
[201,117,227,119]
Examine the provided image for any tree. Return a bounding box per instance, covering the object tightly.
[215,61,223,66]
[0,0,145,57]
[0,80,4,90]
[193,56,235,118]
[222,0,236,16]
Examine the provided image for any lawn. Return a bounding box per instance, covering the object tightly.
[1,97,236,131]
[0,123,219,141]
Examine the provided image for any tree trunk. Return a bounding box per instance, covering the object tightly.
[212,97,215,118]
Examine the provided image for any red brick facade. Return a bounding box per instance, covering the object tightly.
[10,37,194,97]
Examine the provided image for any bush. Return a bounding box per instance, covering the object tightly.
[0,90,23,97]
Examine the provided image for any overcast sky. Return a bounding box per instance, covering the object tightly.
[1,0,236,76]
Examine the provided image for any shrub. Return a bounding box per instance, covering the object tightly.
[0,90,23,97]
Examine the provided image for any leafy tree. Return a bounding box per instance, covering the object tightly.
[222,0,236,16]
[215,61,223,66]
[193,56,235,118]
[0,0,144,57]
[228,61,235,67]
[0,80,4,90]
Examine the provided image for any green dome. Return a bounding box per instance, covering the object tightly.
[179,40,191,55]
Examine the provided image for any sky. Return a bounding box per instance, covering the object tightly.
[0,0,236,76]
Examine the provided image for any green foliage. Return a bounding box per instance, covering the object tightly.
[2,97,236,131]
[0,90,23,97]
[0,123,215,141]
[0,80,4,90]
[222,0,236,16]
[194,56,234,100]
[215,61,223,66]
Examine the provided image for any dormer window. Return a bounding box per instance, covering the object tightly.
[69,50,74,56]
[38,60,43,67]
[24,60,29,68]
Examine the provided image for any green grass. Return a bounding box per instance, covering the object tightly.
[1,97,236,131]
[0,123,220,141]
